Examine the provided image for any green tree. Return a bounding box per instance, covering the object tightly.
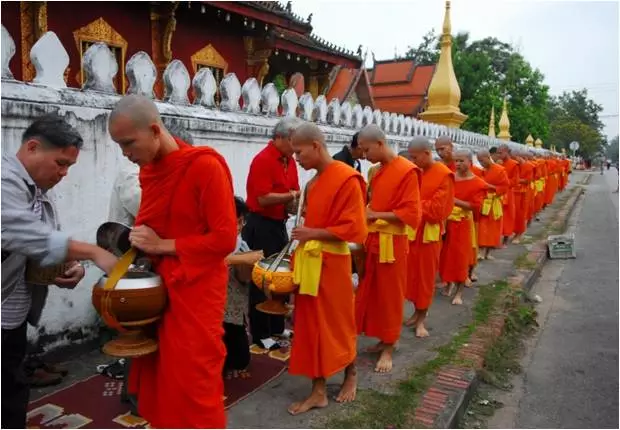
[405,32,550,143]
[605,135,618,163]
[547,89,605,158]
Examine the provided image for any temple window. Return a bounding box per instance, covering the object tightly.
[73,17,128,92]
[191,44,228,105]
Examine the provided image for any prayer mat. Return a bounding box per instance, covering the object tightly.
[27,353,288,429]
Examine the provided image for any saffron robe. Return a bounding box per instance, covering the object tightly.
[439,175,487,283]
[407,162,454,310]
[544,159,558,205]
[478,164,509,248]
[501,158,520,237]
[289,162,368,379]
[472,165,484,177]
[533,159,545,215]
[514,161,534,235]
[356,156,421,344]
[127,140,238,429]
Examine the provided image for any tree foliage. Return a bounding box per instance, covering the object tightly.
[405,31,550,143]
[605,135,618,163]
[547,89,606,158]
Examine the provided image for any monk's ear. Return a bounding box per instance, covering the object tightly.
[150,122,163,138]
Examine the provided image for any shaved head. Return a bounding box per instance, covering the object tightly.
[435,134,454,163]
[454,149,473,175]
[292,122,326,147]
[110,94,162,129]
[109,95,171,166]
[291,122,331,171]
[398,149,412,161]
[476,149,492,168]
[407,136,434,169]
[497,143,512,161]
[358,124,385,143]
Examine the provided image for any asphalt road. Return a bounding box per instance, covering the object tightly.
[490,171,619,429]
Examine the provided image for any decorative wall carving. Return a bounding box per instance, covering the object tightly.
[73,17,127,93]
[190,44,228,75]
[20,1,48,82]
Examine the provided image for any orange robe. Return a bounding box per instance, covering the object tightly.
[501,158,520,237]
[128,140,237,428]
[439,175,487,283]
[472,165,484,177]
[356,156,421,344]
[534,160,546,213]
[289,162,368,379]
[514,161,534,235]
[407,162,454,310]
[478,164,509,248]
[544,160,557,205]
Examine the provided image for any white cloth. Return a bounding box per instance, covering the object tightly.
[108,160,141,226]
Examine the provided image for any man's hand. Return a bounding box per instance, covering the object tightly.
[291,227,320,242]
[129,225,164,254]
[91,248,119,275]
[54,261,85,289]
[366,207,379,221]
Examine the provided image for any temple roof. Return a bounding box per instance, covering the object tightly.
[369,59,436,116]
[208,1,361,65]
[325,65,375,108]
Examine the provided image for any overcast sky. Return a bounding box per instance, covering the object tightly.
[292,0,619,140]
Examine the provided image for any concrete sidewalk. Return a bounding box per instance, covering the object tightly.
[30,172,587,429]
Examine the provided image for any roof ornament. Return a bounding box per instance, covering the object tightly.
[357,44,363,57]
[285,1,292,13]
[307,13,313,23]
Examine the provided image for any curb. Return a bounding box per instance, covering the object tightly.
[413,180,587,429]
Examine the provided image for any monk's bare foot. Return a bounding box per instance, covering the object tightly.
[452,295,463,305]
[416,323,430,338]
[485,254,495,261]
[336,367,357,403]
[470,272,478,282]
[374,348,394,373]
[464,277,473,288]
[512,236,521,244]
[288,395,328,416]
[364,341,385,353]
[404,315,418,327]
[441,283,453,296]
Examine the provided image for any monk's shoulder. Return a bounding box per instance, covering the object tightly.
[187,148,231,179]
[431,161,453,178]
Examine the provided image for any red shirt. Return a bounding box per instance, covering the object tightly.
[246,141,300,220]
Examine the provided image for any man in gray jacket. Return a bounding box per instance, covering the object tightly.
[1,114,118,429]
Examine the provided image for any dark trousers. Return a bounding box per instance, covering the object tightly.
[241,212,287,343]
[2,322,29,429]
[223,323,251,371]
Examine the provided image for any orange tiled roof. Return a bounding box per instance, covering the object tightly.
[325,66,375,109]
[369,60,435,116]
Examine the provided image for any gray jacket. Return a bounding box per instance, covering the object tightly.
[1,154,70,325]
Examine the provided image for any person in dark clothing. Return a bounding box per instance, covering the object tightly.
[242,118,301,350]
[333,132,364,172]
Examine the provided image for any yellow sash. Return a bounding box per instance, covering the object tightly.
[481,193,503,220]
[408,222,441,243]
[368,219,407,263]
[293,240,350,297]
[448,206,476,248]
[535,179,545,193]
[405,225,417,241]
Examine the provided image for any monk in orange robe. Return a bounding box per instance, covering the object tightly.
[513,151,535,243]
[439,149,488,305]
[523,152,538,225]
[405,137,454,337]
[355,124,421,373]
[109,95,237,428]
[468,162,485,280]
[544,155,557,206]
[476,149,510,260]
[287,123,368,415]
[497,144,520,245]
[435,135,457,172]
[533,156,546,215]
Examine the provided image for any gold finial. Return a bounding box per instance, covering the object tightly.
[488,105,496,137]
[497,96,511,141]
[525,134,534,146]
[418,1,467,128]
[534,138,543,148]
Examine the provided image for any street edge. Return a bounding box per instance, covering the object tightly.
[413,181,586,429]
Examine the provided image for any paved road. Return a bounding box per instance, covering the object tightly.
[490,171,619,429]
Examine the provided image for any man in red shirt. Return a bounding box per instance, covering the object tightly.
[243,118,302,350]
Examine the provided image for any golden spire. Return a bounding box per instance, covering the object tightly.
[534,138,543,148]
[488,106,496,137]
[497,96,511,141]
[525,134,534,147]
[418,1,467,128]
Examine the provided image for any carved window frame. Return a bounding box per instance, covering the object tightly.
[191,44,228,103]
[73,17,128,93]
